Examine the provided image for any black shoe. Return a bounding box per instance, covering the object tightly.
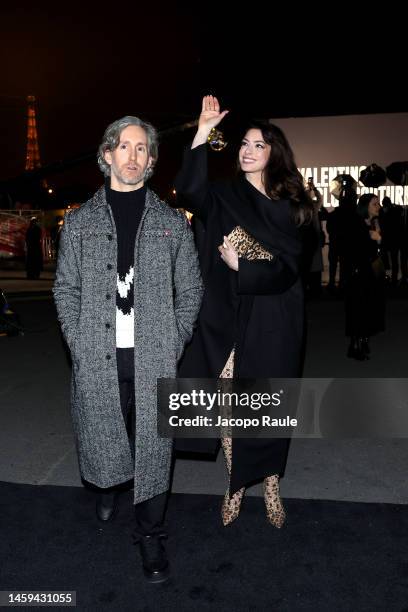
[96,491,118,522]
[138,534,169,584]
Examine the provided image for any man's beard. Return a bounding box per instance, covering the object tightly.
[112,165,149,186]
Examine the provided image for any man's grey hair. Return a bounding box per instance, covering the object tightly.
[97,116,158,179]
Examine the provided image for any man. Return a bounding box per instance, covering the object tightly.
[53,116,203,583]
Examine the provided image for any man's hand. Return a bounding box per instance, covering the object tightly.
[218,236,239,271]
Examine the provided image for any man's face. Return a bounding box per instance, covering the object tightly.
[104,125,153,191]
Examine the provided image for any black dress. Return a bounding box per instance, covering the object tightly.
[175,144,304,494]
[345,216,385,337]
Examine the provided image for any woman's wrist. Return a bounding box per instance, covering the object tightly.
[192,127,211,149]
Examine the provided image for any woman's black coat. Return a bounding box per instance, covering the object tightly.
[175,144,305,493]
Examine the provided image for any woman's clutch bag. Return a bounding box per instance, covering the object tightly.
[227,226,273,261]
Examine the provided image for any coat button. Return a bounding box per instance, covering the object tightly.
[107,264,112,270]
[106,293,111,300]
[107,234,113,241]
[105,323,111,329]
[106,354,111,360]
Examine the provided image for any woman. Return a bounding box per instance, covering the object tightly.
[345,193,385,360]
[175,96,313,526]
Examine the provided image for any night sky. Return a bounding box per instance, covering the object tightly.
[0,6,406,201]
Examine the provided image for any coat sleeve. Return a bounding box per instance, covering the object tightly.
[173,216,204,359]
[174,143,214,224]
[237,254,299,296]
[52,212,81,351]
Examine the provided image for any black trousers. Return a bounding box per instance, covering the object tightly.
[96,348,168,536]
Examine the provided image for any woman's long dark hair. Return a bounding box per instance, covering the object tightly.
[240,120,314,226]
[357,193,377,219]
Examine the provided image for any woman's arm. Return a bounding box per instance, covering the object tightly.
[174,96,228,222]
[174,144,211,221]
[237,256,299,295]
[192,95,229,149]
[369,218,382,245]
[219,237,299,295]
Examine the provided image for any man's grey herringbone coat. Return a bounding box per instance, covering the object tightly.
[53,186,203,504]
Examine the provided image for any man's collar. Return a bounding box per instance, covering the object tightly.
[90,184,161,211]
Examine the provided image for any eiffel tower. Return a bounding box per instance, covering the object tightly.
[25,95,41,171]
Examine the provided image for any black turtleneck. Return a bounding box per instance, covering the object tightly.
[105,182,146,348]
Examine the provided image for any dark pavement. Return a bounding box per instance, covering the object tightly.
[1,290,407,504]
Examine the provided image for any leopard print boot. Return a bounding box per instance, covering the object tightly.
[263,475,286,528]
[221,436,245,526]
[219,349,245,526]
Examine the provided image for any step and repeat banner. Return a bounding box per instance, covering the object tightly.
[273,113,408,207]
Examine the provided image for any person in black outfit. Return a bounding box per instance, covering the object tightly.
[345,193,385,359]
[326,187,357,293]
[380,196,402,286]
[175,96,313,527]
[51,216,64,259]
[399,205,408,285]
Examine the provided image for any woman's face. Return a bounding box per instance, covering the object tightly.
[239,129,271,175]
[368,196,380,218]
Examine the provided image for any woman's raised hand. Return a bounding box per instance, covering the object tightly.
[192,96,229,148]
[198,95,229,132]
